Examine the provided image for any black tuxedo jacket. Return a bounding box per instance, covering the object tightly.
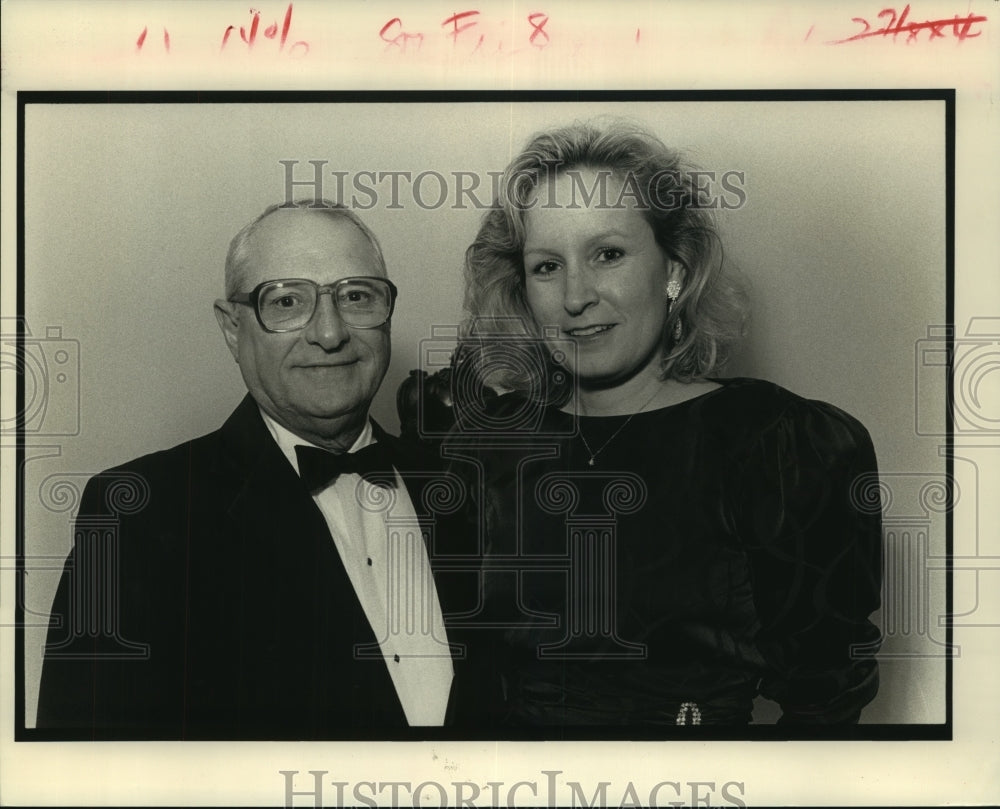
[36,395,485,739]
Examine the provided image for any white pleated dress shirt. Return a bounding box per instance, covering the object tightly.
[261,411,454,726]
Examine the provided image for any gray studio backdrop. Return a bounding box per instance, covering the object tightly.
[18,99,948,727]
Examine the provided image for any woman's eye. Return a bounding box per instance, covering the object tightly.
[596,248,624,263]
[530,260,560,276]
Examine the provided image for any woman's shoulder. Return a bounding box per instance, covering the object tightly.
[702,377,874,451]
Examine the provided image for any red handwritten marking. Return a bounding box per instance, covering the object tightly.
[275,3,295,50]
[136,26,170,53]
[831,4,987,43]
[635,28,640,43]
[380,17,425,51]
[379,9,551,55]
[380,17,402,40]
[244,11,260,46]
[528,12,550,47]
[222,3,307,54]
[443,10,480,42]
[804,24,814,41]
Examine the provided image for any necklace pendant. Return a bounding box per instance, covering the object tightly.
[578,386,662,471]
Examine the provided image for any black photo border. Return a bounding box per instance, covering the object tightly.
[14,88,954,743]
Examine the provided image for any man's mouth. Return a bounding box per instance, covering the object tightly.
[298,360,358,369]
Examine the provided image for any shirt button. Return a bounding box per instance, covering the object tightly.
[394,654,400,663]
[367,557,373,567]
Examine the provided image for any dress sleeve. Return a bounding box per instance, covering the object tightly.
[735,398,883,724]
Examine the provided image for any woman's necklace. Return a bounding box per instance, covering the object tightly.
[577,385,664,467]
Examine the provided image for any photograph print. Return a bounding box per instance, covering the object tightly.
[14,93,952,741]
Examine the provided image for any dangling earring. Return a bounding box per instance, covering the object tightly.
[666,279,683,342]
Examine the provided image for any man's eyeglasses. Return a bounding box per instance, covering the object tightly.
[229,277,398,332]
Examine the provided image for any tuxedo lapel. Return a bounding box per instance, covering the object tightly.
[213,396,407,729]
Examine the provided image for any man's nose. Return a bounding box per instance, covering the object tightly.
[303,290,351,350]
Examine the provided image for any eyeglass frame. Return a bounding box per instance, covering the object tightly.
[228,276,399,333]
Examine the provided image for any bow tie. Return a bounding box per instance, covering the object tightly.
[294,443,397,492]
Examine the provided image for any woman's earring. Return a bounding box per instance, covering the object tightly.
[666,279,683,342]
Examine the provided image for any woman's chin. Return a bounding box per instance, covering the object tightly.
[574,370,633,391]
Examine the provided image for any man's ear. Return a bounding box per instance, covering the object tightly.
[213,299,241,362]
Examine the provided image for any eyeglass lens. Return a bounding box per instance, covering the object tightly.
[258,279,391,329]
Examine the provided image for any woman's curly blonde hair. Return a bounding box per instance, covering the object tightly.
[461,121,748,396]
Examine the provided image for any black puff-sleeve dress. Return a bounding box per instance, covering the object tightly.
[450,378,883,727]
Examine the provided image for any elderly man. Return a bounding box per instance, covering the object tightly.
[36,202,470,739]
